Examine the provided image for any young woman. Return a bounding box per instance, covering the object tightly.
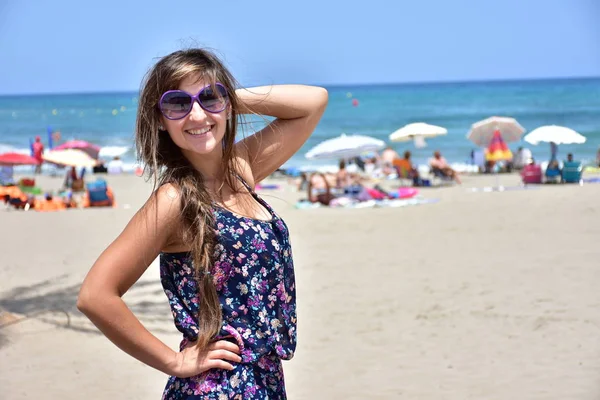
[77,48,328,399]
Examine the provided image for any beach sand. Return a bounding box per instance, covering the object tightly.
[1,172,599,399]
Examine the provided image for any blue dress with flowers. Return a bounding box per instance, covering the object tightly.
[160,177,296,399]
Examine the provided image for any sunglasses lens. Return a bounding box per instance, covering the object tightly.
[199,84,228,112]
[160,91,192,119]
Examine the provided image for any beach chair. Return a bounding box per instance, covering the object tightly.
[544,163,561,183]
[392,159,415,187]
[521,164,542,185]
[429,167,454,186]
[561,161,583,184]
[84,179,115,207]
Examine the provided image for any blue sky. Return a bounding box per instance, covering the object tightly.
[0,0,598,95]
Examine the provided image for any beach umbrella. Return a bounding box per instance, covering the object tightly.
[485,130,513,161]
[482,130,513,191]
[467,116,525,147]
[54,140,101,159]
[42,149,98,168]
[523,125,586,146]
[305,133,385,160]
[389,122,447,143]
[0,152,41,166]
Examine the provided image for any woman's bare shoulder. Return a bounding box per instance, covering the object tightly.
[144,183,182,216]
[135,183,185,250]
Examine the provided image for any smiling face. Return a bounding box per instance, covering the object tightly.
[161,74,229,157]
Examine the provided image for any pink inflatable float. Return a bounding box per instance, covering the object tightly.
[398,187,419,199]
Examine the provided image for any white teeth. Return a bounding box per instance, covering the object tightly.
[187,126,212,135]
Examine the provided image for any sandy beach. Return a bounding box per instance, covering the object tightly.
[1,172,600,399]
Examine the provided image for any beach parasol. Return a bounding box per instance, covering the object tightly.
[389,122,447,147]
[42,149,98,168]
[0,152,41,166]
[54,140,101,159]
[305,133,385,160]
[524,125,586,162]
[467,116,525,147]
[484,130,513,191]
[485,130,513,162]
[523,125,586,146]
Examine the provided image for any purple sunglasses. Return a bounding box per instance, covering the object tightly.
[159,83,229,120]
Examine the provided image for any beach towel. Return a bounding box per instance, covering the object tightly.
[295,197,439,209]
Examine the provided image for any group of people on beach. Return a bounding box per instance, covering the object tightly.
[297,147,462,206]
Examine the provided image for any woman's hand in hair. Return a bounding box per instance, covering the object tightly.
[170,339,242,378]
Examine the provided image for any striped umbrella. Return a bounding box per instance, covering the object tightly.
[54,140,101,159]
[467,116,525,147]
[485,130,513,161]
[42,149,98,168]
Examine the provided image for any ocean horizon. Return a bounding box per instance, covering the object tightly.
[1,76,599,172]
[2,75,599,97]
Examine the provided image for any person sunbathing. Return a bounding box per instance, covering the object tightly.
[307,172,335,205]
[429,150,461,184]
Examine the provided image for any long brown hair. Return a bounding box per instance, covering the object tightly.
[135,48,241,349]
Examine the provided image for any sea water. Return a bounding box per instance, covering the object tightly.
[1,77,599,172]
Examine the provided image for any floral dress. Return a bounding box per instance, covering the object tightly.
[160,178,296,399]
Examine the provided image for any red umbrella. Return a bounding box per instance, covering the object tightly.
[54,140,101,159]
[0,152,41,166]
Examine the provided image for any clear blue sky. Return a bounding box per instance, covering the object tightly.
[0,0,598,95]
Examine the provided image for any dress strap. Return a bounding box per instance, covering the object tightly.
[235,173,275,215]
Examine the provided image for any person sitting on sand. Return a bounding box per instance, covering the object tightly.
[296,172,309,192]
[93,160,108,174]
[336,160,351,189]
[363,157,376,176]
[107,156,124,175]
[393,151,422,186]
[545,159,561,182]
[429,150,461,184]
[308,172,335,205]
[381,146,400,176]
[64,166,85,190]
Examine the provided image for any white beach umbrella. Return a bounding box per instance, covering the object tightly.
[42,148,98,168]
[523,125,586,145]
[389,122,448,142]
[467,116,525,147]
[305,133,385,160]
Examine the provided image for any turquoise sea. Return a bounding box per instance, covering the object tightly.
[1,77,599,172]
